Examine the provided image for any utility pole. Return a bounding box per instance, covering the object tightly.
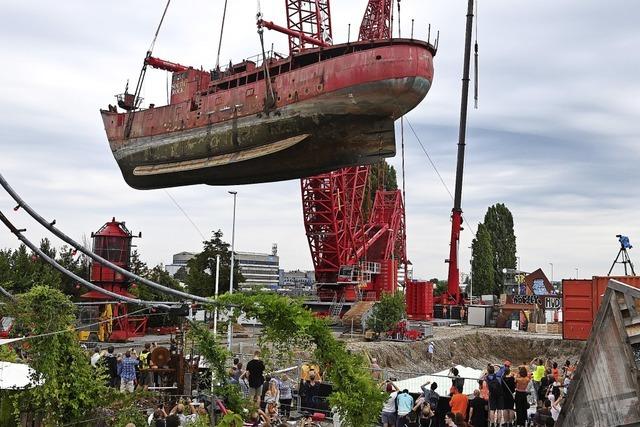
[213,254,220,335]
[228,191,237,351]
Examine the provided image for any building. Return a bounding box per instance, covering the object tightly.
[236,244,280,289]
[279,269,315,289]
[165,251,196,276]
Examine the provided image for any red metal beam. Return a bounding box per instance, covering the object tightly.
[259,19,330,50]
[145,56,189,73]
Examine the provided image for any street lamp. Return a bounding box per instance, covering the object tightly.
[575,267,578,279]
[228,190,237,351]
[549,262,554,283]
[213,254,220,336]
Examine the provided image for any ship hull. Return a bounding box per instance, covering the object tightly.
[101,39,435,188]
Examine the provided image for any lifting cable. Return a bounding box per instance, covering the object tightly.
[215,0,229,70]
[403,118,476,237]
[474,0,479,109]
[0,173,211,303]
[0,211,172,310]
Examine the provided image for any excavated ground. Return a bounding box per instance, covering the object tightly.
[345,326,586,374]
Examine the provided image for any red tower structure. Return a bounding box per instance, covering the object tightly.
[299,0,412,303]
[80,218,148,342]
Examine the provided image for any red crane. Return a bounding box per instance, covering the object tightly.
[298,0,408,303]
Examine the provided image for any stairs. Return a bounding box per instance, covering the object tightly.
[341,301,376,330]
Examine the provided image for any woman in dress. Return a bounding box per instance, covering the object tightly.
[502,367,516,426]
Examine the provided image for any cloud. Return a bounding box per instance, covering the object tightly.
[1,0,639,284]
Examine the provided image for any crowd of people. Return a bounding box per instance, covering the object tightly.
[89,342,160,392]
[380,357,575,427]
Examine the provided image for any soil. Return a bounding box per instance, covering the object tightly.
[345,325,586,374]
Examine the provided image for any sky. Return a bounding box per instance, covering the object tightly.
[1,1,639,283]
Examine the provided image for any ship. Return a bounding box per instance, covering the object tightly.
[100,3,437,189]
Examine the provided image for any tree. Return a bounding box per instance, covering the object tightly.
[483,203,517,291]
[185,230,244,297]
[430,278,448,296]
[131,264,182,301]
[367,292,406,333]
[362,160,398,219]
[5,285,107,424]
[471,223,496,295]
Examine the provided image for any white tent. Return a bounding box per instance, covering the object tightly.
[0,361,39,390]
[393,365,483,396]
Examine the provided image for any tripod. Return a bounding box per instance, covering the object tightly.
[608,246,636,276]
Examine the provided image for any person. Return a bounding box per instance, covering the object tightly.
[185,401,209,424]
[531,359,545,401]
[169,403,187,426]
[514,366,530,426]
[104,345,119,388]
[164,414,180,427]
[486,366,503,427]
[549,394,563,423]
[444,412,457,427]
[118,350,139,392]
[427,342,435,361]
[501,367,516,426]
[468,389,488,427]
[277,374,294,419]
[245,350,266,405]
[300,371,320,411]
[371,358,382,381]
[454,412,469,427]
[381,382,399,427]
[449,387,468,422]
[230,358,243,384]
[420,382,440,411]
[243,409,271,427]
[148,405,167,427]
[533,399,554,427]
[413,393,435,427]
[562,373,571,397]
[538,369,553,405]
[551,362,559,382]
[396,389,414,427]
[138,342,153,391]
[450,367,464,393]
[263,379,280,422]
[91,347,101,367]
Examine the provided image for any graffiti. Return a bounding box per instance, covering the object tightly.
[545,297,562,309]
[510,294,562,309]
[513,295,540,305]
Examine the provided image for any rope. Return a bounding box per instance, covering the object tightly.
[404,118,476,236]
[215,0,229,70]
[163,190,206,240]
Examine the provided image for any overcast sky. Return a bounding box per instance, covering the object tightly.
[1,1,639,282]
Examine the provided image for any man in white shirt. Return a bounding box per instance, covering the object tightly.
[427,342,435,361]
[381,382,399,427]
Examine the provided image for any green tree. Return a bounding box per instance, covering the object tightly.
[367,292,406,333]
[6,285,107,424]
[363,160,398,219]
[185,230,244,297]
[483,203,517,291]
[131,264,182,301]
[471,223,496,295]
[430,278,448,296]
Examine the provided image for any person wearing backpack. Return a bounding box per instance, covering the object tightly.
[420,381,440,413]
[486,366,504,427]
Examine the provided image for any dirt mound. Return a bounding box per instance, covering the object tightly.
[347,328,585,374]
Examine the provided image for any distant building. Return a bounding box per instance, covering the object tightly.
[165,251,196,276]
[280,269,315,288]
[236,244,280,289]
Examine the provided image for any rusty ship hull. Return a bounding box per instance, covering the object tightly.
[101,39,435,189]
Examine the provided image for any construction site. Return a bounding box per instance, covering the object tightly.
[0,0,639,426]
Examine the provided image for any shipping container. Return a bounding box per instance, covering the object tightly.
[562,276,640,340]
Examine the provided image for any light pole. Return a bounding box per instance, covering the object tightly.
[517,256,521,271]
[549,262,554,283]
[213,254,220,335]
[575,267,578,279]
[228,190,237,351]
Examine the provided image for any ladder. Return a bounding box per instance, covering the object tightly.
[330,295,346,318]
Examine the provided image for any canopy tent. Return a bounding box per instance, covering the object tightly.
[393,364,483,396]
[0,361,38,390]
